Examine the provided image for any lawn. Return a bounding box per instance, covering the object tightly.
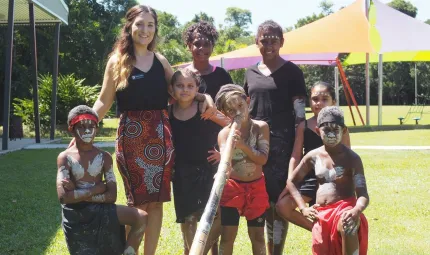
[0,149,429,254]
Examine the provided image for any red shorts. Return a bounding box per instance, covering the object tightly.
[220,176,269,220]
[312,197,368,255]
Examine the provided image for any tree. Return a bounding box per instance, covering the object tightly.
[388,0,418,18]
[319,0,334,15]
[191,12,215,24]
[224,7,252,29]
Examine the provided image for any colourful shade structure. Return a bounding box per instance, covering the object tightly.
[176,0,373,70]
[344,0,430,65]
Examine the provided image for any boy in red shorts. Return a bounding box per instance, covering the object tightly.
[287,106,369,255]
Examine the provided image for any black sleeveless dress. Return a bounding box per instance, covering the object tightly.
[299,119,323,203]
[169,103,221,223]
[115,53,174,206]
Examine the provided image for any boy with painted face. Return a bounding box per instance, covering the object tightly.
[215,84,270,255]
[56,105,148,255]
[286,106,369,255]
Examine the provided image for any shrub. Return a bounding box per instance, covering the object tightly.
[13,73,101,134]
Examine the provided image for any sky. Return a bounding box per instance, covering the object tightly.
[138,0,430,33]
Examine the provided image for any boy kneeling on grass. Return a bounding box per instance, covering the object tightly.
[56,105,147,255]
[286,106,369,255]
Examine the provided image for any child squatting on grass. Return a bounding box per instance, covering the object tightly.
[56,105,147,255]
[286,106,369,255]
[276,81,351,238]
[215,84,270,255]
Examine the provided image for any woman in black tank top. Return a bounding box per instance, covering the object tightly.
[276,82,350,245]
[91,6,216,255]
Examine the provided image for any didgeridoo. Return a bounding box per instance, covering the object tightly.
[189,118,241,255]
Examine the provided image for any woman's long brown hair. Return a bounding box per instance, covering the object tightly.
[111,5,158,91]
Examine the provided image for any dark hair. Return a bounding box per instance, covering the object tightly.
[183,21,219,45]
[171,69,201,87]
[317,106,345,127]
[67,105,99,127]
[111,5,158,90]
[255,20,284,43]
[311,81,336,101]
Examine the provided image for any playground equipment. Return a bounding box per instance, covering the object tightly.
[398,95,430,124]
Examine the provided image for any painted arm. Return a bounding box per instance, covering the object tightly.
[93,55,117,121]
[85,152,117,203]
[292,96,306,125]
[235,122,270,165]
[352,155,369,213]
[288,120,305,177]
[56,153,106,204]
[286,154,313,211]
[206,110,231,127]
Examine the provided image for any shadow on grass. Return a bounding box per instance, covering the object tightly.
[0,148,114,255]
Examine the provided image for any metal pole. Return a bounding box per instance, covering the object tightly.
[334,66,339,106]
[365,0,370,125]
[220,57,224,68]
[2,0,15,151]
[29,2,40,143]
[50,23,61,140]
[415,63,418,105]
[378,54,383,126]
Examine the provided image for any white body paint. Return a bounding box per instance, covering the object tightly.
[314,156,345,182]
[353,174,366,188]
[87,153,104,177]
[352,249,359,255]
[91,194,105,202]
[67,155,85,180]
[123,246,136,255]
[104,165,117,183]
[74,189,90,199]
[293,99,306,119]
[273,220,285,245]
[58,166,70,180]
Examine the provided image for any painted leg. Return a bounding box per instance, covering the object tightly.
[276,195,313,231]
[219,226,238,255]
[266,203,288,255]
[338,217,360,255]
[116,205,148,255]
[181,214,198,254]
[143,202,163,255]
[248,226,266,255]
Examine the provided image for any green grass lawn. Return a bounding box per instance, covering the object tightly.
[1,149,429,254]
[350,129,430,146]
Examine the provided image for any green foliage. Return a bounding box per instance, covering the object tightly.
[13,74,101,134]
[387,0,418,18]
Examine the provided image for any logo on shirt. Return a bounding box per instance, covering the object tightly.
[131,74,145,80]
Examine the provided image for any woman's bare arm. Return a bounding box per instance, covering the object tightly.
[93,55,117,121]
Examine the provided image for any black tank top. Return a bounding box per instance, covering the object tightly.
[303,119,323,155]
[169,103,221,165]
[116,54,168,112]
